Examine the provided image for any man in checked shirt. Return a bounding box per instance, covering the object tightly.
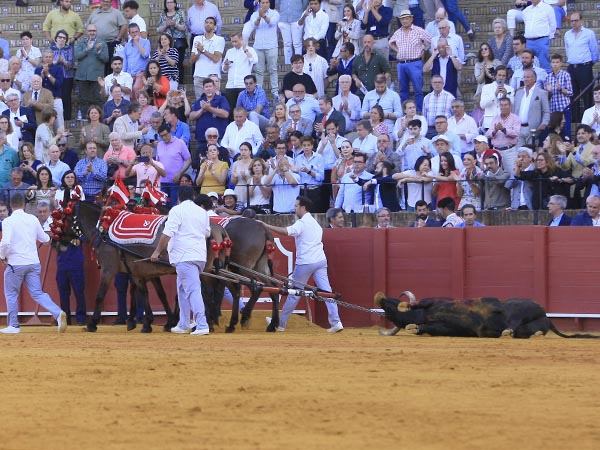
[546,54,573,137]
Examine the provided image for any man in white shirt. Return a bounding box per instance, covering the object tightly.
[522,0,556,72]
[123,1,147,39]
[448,99,478,154]
[580,86,600,134]
[220,107,264,158]
[335,151,374,212]
[0,193,67,334]
[98,56,133,101]
[222,33,257,113]
[151,186,211,335]
[298,0,329,59]
[438,196,464,227]
[190,17,225,99]
[250,0,280,99]
[352,120,378,155]
[333,74,361,134]
[285,83,320,122]
[480,66,514,130]
[361,74,402,130]
[261,195,343,333]
[46,145,70,186]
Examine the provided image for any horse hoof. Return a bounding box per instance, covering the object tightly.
[162,325,172,332]
[405,324,418,334]
[266,325,276,332]
[225,326,235,333]
[86,323,97,332]
[241,319,250,330]
[127,321,137,331]
[501,329,514,338]
[141,325,152,333]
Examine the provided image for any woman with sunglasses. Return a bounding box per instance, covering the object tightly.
[51,29,75,121]
[474,43,501,97]
[302,38,329,98]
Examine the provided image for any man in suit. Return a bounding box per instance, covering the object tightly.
[571,195,600,226]
[280,104,312,141]
[410,200,442,227]
[513,68,550,148]
[313,95,346,139]
[480,66,514,130]
[2,93,36,145]
[112,102,148,148]
[547,195,571,226]
[22,75,54,125]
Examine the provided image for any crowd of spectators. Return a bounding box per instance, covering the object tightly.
[0,0,598,228]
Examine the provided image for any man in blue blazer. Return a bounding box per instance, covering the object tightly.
[2,93,37,144]
[571,195,600,226]
[547,195,572,226]
[410,200,443,227]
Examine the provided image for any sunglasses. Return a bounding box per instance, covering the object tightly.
[206,134,218,138]
[0,79,10,82]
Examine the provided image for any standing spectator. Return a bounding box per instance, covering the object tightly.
[331,139,354,200]
[80,105,111,155]
[123,1,147,39]
[230,142,253,204]
[46,144,71,186]
[360,0,393,62]
[298,0,329,59]
[35,108,66,164]
[294,136,325,211]
[142,61,170,109]
[222,33,257,114]
[155,124,191,204]
[322,0,344,60]
[328,42,357,95]
[422,75,455,138]
[123,23,151,101]
[3,93,36,145]
[432,151,460,207]
[389,11,432,111]
[480,66,514,130]
[237,75,271,133]
[250,0,279,100]
[334,151,373,212]
[74,141,108,199]
[163,107,190,147]
[580,86,600,135]
[35,50,65,129]
[187,0,222,46]
[25,167,56,214]
[394,155,434,210]
[75,24,109,120]
[282,55,318,101]
[112,104,147,150]
[448,100,478,155]
[302,39,329,99]
[51,30,76,121]
[522,0,556,72]
[220,107,264,158]
[190,77,229,151]
[332,4,361,58]
[190,17,225,100]
[332,74,361,133]
[18,143,42,187]
[430,19,465,67]
[18,32,42,82]
[86,0,128,74]
[103,85,131,131]
[361,73,401,131]
[264,141,301,214]
[43,0,84,45]
[546,54,572,136]
[423,37,462,98]
[157,0,188,81]
[278,0,309,64]
[457,153,483,209]
[513,68,550,148]
[352,34,391,96]
[280,104,313,141]
[442,0,475,40]
[125,144,166,195]
[151,34,180,91]
[487,18,513,67]
[505,147,534,211]
[485,97,521,172]
[481,153,511,210]
[285,84,320,123]
[7,57,29,97]
[516,152,572,210]
[564,12,599,123]
[473,43,500,98]
[196,144,229,195]
[0,193,67,335]
[99,56,133,101]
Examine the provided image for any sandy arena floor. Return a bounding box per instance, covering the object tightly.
[1,312,599,450]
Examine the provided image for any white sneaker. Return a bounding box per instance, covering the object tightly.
[170,325,190,334]
[327,322,344,333]
[190,328,210,336]
[0,326,21,334]
[265,317,285,332]
[57,311,67,333]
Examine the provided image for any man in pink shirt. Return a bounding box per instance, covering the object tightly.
[485,97,521,173]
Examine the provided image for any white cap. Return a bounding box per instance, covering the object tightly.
[207,192,219,199]
[223,188,237,198]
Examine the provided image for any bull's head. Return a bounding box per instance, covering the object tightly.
[375,291,418,336]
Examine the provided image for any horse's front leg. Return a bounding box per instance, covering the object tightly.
[86,269,111,332]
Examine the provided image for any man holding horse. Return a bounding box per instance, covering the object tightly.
[261,195,343,333]
[150,185,211,335]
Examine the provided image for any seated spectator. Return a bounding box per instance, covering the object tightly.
[99,56,133,101]
[363,160,400,212]
[80,105,111,156]
[474,43,501,98]
[1,167,30,205]
[140,111,164,150]
[571,195,600,226]
[151,33,180,91]
[215,188,244,216]
[256,125,280,161]
[368,105,389,137]
[423,37,462,98]
[237,74,270,133]
[424,7,456,37]
[432,151,461,208]
[302,38,329,98]
[35,108,66,164]
[580,85,600,135]
[113,103,148,149]
[36,201,52,232]
[316,119,346,204]
[163,106,190,148]
[547,194,571,226]
[137,90,157,130]
[366,133,402,175]
[125,144,165,195]
[58,138,79,171]
[547,111,569,142]
[394,155,434,211]
[438,196,464,227]
[103,85,130,131]
[0,114,18,152]
[155,124,190,204]
[3,92,36,145]
[46,144,70,186]
[0,48,7,74]
[457,152,483,210]
[247,157,272,214]
[198,127,229,164]
[352,120,378,156]
[481,152,511,210]
[422,75,455,138]
[314,95,346,139]
[505,147,534,211]
[282,55,318,101]
[196,144,229,195]
[17,31,41,81]
[104,132,137,181]
[334,151,373,213]
[373,207,394,228]
[332,74,361,133]
[0,201,8,231]
[455,203,485,227]
[362,75,401,133]
[230,142,254,205]
[189,77,230,153]
[325,207,345,228]
[294,136,325,212]
[280,104,313,141]
[393,99,427,144]
[510,50,547,91]
[0,130,19,185]
[558,124,595,208]
[331,139,354,200]
[179,173,193,187]
[18,142,42,186]
[158,89,190,122]
[8,56,30,97]
[221,107,264,159]
[25,166,56,214]
[488,18,514,66]
[516,152,572,210]
[269,103,287,131]
[285,83,320,122]
[410,199,442,227]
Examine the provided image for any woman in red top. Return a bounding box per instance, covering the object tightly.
[432,152,461,207]
[144,60,170,108]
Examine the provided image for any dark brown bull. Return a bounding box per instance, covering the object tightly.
[375,292,599,339]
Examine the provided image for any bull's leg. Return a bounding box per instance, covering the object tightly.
[511,317,550,338]
[415,321,476,337]
[151,278,176,332]
[86,270,112,332]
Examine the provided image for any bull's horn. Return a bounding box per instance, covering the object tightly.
[373,291,387,307]
[399,291,417,305]
[378,326,400,336]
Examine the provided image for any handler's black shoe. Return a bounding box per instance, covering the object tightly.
[112,318,126,325]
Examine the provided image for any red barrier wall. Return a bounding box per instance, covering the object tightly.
[3,227,600,330]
